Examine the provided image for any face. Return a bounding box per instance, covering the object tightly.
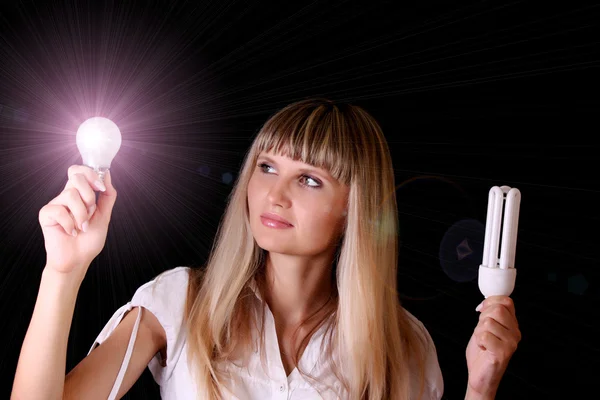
[247,151,349,257]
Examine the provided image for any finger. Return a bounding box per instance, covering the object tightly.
[95,169,117,222]
[66,164,106,192]
[65,172,97,215]
[476,328,501,353]
[476,316,513,344]
[479,296,516,317]
[477,307,522,347]
[49,187,89,231]
[477,329,516,362]
[479,304,519,332]
[39,204,78,237]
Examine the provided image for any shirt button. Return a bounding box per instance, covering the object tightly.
[279,385,285,392]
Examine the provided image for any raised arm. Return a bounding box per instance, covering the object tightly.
[464,296,521,400]
[11,165,166,399]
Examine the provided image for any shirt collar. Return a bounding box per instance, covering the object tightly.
[248,277,263,301]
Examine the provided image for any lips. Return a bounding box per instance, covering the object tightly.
[260,212,293,226]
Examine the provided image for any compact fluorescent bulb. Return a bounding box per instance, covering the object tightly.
[478,185,521,298]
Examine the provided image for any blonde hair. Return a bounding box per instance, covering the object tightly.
[183,98,430,399]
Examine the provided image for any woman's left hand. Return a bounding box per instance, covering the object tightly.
[465,295,521,397]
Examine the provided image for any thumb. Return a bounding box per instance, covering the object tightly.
[96,170,117,221]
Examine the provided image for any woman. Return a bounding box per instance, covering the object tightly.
[12,99,521,399]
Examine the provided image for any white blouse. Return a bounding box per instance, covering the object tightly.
[89,267,444,399]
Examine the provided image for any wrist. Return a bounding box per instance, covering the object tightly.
[465,385,497,400]
[42,265,87,290]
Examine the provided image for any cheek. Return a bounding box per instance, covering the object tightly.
[247,185,259,219]
[304,203,341,235]
[247,176,261,204]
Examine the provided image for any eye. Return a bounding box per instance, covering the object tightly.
[258,163,274,173]
[300,175,321,189]
[257,163,321,189]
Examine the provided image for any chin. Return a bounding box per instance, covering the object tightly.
[254,236,294,254]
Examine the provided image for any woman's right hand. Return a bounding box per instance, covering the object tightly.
[38,165,118,276]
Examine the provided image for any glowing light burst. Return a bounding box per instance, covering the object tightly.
[0,1,226,283]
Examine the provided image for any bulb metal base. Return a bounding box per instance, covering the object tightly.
[87,166,109,182]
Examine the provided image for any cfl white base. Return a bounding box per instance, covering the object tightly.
[478,265,516,298]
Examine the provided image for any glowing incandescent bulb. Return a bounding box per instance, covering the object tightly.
[76,117,122,181]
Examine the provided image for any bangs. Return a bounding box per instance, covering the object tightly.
[253,102,356,185]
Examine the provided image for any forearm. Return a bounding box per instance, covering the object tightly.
[12,267,85,400]
[465,385,497,400]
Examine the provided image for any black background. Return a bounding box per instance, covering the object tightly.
[1,1,598,399]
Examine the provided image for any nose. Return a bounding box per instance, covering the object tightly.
[267,179,292,208]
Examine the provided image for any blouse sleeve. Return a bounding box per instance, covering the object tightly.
[404,309,445,400]
[420,320,444,400]
[88,266,191,397]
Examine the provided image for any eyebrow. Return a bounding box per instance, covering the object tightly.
[259,155,333,181]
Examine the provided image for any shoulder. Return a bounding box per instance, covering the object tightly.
[130,266,192,326]
[403,308,432,341]
[132,266,191,301]
[403,308,445,400]
[149,265,192,287]
[130,267,194,380]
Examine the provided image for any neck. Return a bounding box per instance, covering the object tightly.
[262,251,335,327]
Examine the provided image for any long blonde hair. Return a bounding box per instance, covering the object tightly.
[183,98,430,399]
